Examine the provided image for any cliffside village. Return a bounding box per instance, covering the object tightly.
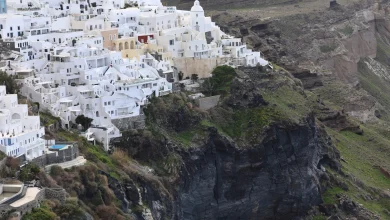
[0,0,269,162]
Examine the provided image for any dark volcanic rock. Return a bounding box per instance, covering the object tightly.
[227,76,268,108]
[330,0,341,9]
[176,115,340,220]
[291,69,324,89]
[338,195,380,220]
[240,27,249,36]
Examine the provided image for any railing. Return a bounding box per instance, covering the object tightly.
[3,36,28,41]
[26,139,45,150]
[16,7,40,11]
[20,45,32,50]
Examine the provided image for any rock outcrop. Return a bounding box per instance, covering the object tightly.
[176,115,340,219]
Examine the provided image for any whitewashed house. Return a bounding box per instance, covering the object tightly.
[0,86,45,160]
[0,0,269,151]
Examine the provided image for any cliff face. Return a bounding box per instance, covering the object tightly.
[176,116,340,219]
[105,66,345,220]
[211,1,390,123]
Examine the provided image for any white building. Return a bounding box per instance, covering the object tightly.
[0,0,269,151]
[0,86,45,160]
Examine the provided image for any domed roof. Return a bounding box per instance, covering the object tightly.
[191,0,204,12]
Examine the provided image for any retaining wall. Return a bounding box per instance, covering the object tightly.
[173,57,230,79]
[111,114,146,131]
[197,95,220,110]
[0,187,66,219]
[29,144,79,168]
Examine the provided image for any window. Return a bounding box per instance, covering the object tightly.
[108,101,111,105]
[17,26,20,30]
[10,27,12,31]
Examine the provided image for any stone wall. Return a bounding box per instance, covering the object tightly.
[29,144,79,168]
[0,188,44,218]
[173,57,230,79]
[112,114,146,131]
[0,187,67,219]
[44,188,67,203]
[197,95,220,110]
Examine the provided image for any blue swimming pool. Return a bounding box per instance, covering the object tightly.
[50,145,68,150]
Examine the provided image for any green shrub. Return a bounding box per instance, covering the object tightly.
[320,44,337,53]
[19,163,41,182]
[49,165,64,177]
[22,207,56,220]
[54,199,85,220]
[202,65,236,96]
[75,115,93,131]
[339,25,354,36]
[0,71,20,94]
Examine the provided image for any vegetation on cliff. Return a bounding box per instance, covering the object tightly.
[10,2,390,218]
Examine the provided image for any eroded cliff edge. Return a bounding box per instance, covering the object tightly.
[176,116,339,219]
[109,66,348,220]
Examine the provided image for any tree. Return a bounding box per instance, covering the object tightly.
[178,71,184,81]
[22,207,56,220]
[191,74,199,83]
[0,41,11,61]
[75,115,94,131]
[201,78,215,96]
[19,163,41,182]
[54,199,85,220]
[201,65,236,96]
[0,71,20,94]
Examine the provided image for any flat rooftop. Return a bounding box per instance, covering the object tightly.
[0,192,18,202]
[10,187,41,208]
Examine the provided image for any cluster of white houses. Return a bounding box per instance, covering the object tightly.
[0,0,269,158]
[0,86,45,159]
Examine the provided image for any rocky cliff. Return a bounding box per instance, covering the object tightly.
[104,66,348,220]
[176,118,339,219]
[32,1,390,220]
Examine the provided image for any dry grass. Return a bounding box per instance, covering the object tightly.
[111,149,130,165]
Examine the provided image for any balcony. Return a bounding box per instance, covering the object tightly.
[3,36,28,42]
[26,139,45,150]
